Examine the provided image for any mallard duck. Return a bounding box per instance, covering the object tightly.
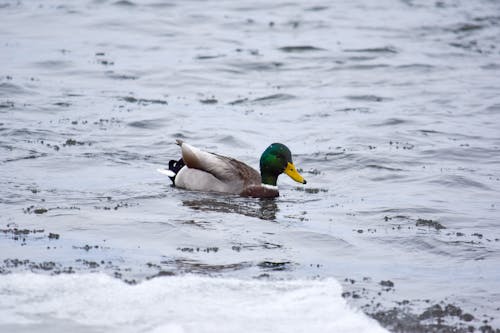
[158,140,306,198]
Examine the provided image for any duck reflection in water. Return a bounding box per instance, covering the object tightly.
[182,196,279,221]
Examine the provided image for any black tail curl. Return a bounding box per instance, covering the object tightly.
[168,158,185,185]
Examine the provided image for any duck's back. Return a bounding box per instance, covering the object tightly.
[174,141,261,194]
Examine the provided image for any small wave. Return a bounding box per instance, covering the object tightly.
[53,101,71,107]
[257,261,295,271]
[252,93,295,104]
[397,63,435,71]
[418,129,441,135]
[347,55,377,61]
[146,2,176,9]
[214,135,247,147]
[0,83,28,96]
[3,128,56,138]
[170,132,190,140]
[106,72,138,80]
[0,101,15,109]
[228,93,295,106]
[473,15,500,24]
[343,46,398,54]
[292,231,353,250]
[484,103,500,113]
[416,130,482,141]
[119,96,167,105]
[305,6,329,12]
[365,164,404,172]
[370,118,408,126]
[228,97,249,105]
[335,107,371,113]
[3,151,48,163]
[199,98,218,104]
[420,147,499,162]
[399,236,494,261]
[101,150,153,163]
[169,258,253,274]
[345,95,392,102]
[429,175,491,191]
[128,119,165,129]
[367,207,446,215]
[196,54,226,60]
[229,61,284,72]
[113,0,136,6]
[480,63,500,70]
[33,60,72,69]
[330,64,390,71]
[302,112,332,119]
[369,174,408,182]
[278,45,325,53]
[449,23,484,33]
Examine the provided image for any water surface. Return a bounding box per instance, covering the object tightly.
[1,0,500,332]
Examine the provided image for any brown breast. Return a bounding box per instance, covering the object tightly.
[240,185,279,198]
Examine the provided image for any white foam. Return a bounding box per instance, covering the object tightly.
[0,273,387,333]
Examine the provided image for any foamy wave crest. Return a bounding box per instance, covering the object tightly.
[0,273,387,333]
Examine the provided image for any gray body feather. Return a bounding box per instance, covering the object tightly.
[174,141,261,195]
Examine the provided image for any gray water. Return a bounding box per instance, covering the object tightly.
[1,0,500,332]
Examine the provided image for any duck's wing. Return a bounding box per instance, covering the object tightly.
[177,140,260,184]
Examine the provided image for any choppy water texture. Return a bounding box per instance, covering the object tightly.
[1,0,500,332]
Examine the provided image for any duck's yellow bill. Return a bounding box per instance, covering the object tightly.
[284,162,307,184]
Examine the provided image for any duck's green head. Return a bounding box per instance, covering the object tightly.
[259,143,307,186]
